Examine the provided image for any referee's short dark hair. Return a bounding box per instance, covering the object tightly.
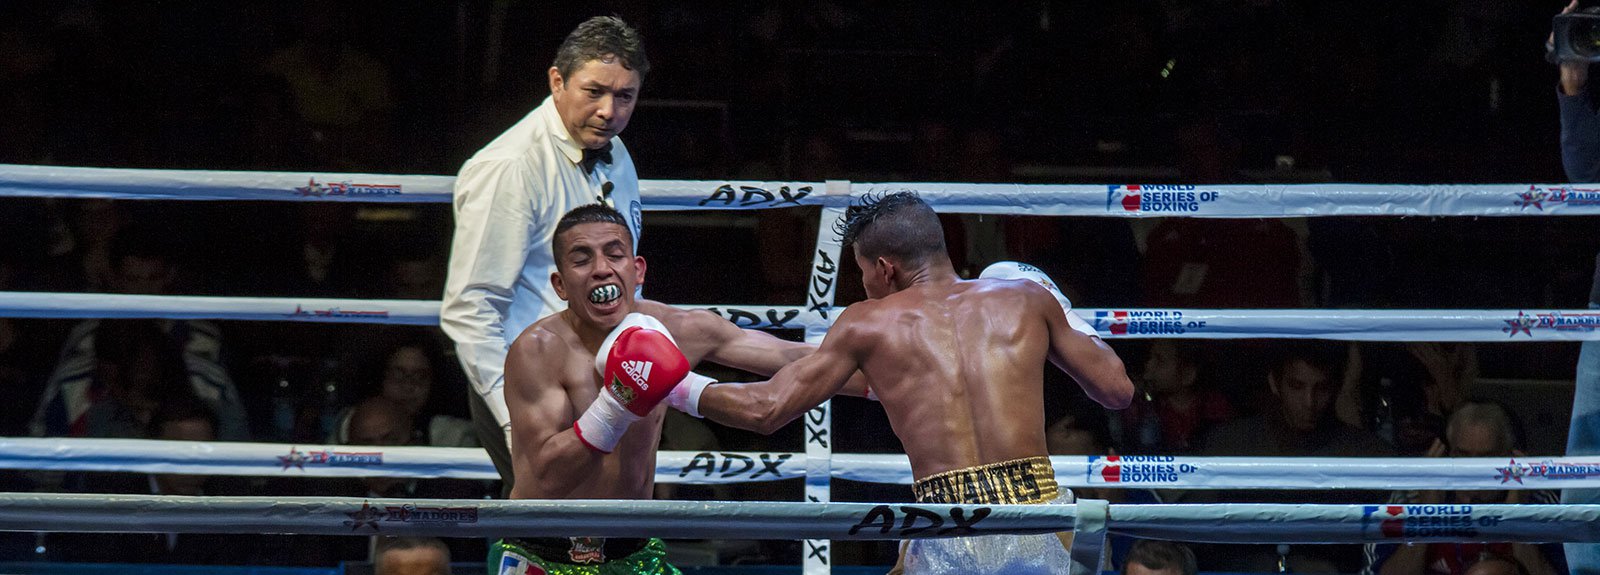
[553,16,650,80]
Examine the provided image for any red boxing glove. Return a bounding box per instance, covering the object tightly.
[573,313,691,453]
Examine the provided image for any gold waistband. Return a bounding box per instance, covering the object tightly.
[911,456,1059,505]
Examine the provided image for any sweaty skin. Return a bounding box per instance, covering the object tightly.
[699,275,1133,480]
[504,221,815,500]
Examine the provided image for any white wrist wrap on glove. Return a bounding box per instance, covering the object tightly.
[667,372,716,418]
[573,390,640,454]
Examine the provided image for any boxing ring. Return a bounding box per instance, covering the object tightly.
[3,163,1600,574]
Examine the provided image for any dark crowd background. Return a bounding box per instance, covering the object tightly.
[0,1,1597,573]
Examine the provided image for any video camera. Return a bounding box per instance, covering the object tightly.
[1553,4,1600,62]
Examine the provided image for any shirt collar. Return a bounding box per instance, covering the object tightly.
[541,95,588,167]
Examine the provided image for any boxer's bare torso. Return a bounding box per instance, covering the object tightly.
[700,274,1131,481]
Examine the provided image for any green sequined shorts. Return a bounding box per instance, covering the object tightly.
[489,537,678,575]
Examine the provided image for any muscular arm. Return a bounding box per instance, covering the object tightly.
[698,309,866,434]
[1033,285,1134,409]
[504,331,600,498]
[651,303,872,397]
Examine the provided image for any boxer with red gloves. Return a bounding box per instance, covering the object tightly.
[573,313,697,453]
[494,204,821,575]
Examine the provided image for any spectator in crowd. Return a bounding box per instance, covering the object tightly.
[1123,539,1198,575]
[374,537,451,575]
[330,337,476,448]
[29,318,240,440]
[29,230,246,440]
[48,399,247,564]
[1201,341,1391,463]
[1365,401,1561,575]
[1197,340,1391,572]
[1115,341,1233,454]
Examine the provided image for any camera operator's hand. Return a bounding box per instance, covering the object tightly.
[1556,0,1590,95]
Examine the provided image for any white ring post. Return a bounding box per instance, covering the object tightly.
[803,204,849,575]
[1070,498,1110,575]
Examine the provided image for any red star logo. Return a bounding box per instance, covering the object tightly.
[1515,185,1547,210]
[278,447,308,470]
[1502,311,1536,337]
[295,178,326,197]
[344,501,385,532]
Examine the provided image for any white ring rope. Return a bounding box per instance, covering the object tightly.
[3,163,1598,217]
[3,292,1595,342]
[0,493,1596,545]
[5,162,1592,570]
[5,438,1594,491]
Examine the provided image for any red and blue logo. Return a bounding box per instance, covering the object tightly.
[288,304,390,320]
[279,446,384,470]
[1503,310,1600,337]
[1360,505,1498,539]
[1106,185,1219,213]
[1497,458,1600,483]
[1515,185,1600,211]
[1088,455,1196,484]
[294,177,402,198]
[1093,310,1199,336]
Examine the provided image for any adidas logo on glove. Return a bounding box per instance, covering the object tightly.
[623,360,654,389]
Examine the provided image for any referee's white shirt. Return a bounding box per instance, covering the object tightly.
[440,95,642,435]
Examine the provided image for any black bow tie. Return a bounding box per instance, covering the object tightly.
[579,143,613,174]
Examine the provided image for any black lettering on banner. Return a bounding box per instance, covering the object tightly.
[724,308,761,328]
[809,293,831,320]
[740,186,776,206]
[753,453,792,479]
[845,505,994,537]
[698,185,738,206]
[814,250,837,276]
[806,540,829,563]
[806,424,830,448]
[767,309,799,328]
[898,506,944,537]
[696,185,815,208]
[706,307,799,329]
[719,453,755,478]
[939,507,991,536]
[679,452,718,478]
[778,186,813,206]
[848,505,897,536]
[806,406,830,447]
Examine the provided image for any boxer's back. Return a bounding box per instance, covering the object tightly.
[856,278,1053,480]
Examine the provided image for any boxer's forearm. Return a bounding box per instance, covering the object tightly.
[512,430,606,498]
[699,382,787,435]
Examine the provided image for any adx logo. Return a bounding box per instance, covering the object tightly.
[1360,505,1501,539]
[1093,310,1202,336]
[1106,185,1220,213]
[1087,455,1197,484]
[622,360,653,389]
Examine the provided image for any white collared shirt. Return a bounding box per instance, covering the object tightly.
[440,96,641,432]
